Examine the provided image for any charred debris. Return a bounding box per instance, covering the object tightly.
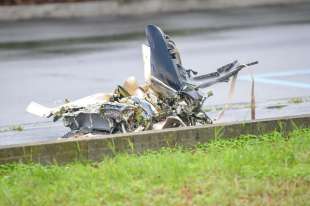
[26,25,258,137]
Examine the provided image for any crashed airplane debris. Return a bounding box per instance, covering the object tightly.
[26,25,258,136]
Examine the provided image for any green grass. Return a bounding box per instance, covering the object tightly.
[10,125,23,132]
[1,129,310,206]
[288,97,303,104]
[0,125,24,133]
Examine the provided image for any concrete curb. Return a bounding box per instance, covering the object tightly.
[0,0,309,21]
[0,114,309,164]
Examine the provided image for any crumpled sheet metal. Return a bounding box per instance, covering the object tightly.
[26,24,257,137]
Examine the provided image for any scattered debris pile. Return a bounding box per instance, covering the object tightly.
[26,25,258,136]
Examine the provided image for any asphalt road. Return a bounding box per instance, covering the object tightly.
[0,3,310,145]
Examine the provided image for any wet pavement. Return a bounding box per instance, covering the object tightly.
[1,3,310,146]
[1,98,310,147]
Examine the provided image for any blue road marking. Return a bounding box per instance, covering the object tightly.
[239,69,310,89]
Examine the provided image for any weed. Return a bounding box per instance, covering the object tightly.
[0,125,23,133]
[10,125,23,132]
[289,97,303,104]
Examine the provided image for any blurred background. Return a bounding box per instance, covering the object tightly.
[0,0,310,143]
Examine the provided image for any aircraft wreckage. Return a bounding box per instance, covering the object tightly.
[26,25,258,136]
